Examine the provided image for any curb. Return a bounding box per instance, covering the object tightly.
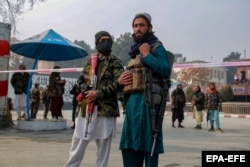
[165,112,250,119]
[222,114,250,118]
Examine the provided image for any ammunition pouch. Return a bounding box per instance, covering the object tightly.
[124,67,145,93]
[124,55,145,93]
[145,83,163,105]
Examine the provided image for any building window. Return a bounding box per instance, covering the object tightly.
[210,69,213,77]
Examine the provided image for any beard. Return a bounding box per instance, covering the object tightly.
[132,31,152,43]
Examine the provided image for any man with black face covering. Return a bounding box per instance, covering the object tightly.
[171,84,186,128]
[118,13,171,167]
[64,31,124,167]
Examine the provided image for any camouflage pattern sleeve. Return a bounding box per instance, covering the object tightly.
[96,56,124,99]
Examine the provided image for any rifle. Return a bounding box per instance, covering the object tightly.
[150,79,171,156]
[150,50,174,157]
[85,54,98,137]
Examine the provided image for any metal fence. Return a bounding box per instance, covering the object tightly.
[166,102,250,115]
[221,102,250,115]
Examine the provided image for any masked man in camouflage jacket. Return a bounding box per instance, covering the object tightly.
[64,31,124,167]
[11,64,30,120]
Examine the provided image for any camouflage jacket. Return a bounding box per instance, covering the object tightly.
[11,72,30,94]
[79,55,124,117]
[41,89,50,105]
[30,87,40,103]
[205,91,222,111]
[49,73,65,97]
[191,91,205,111]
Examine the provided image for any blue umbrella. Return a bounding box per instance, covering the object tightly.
[10,29,88,120]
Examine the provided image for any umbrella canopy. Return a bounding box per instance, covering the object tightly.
[10,29,88,61]
[10,29,88,120]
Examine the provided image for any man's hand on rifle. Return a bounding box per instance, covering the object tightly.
[85,90,97,103]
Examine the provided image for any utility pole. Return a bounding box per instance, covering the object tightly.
[245,50,247,102]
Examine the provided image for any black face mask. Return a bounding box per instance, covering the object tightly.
[96,40,112,55]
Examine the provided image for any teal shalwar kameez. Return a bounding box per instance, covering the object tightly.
[119,45,171,167]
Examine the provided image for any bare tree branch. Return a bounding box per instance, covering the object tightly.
[0,0,47,33]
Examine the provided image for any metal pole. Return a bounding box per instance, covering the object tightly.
[245,50,248,102]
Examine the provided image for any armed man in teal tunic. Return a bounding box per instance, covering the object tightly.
[118,13,172,167]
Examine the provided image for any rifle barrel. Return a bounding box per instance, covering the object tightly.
[150,133,158,156]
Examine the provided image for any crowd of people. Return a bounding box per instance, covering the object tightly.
[9,13,225,167]
[10,64,66,121]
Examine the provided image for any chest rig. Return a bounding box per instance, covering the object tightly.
[124,55,145,93]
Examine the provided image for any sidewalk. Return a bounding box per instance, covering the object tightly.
[0,110,249,167]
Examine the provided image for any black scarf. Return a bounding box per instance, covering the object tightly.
[193,90,201,97]
[128,33,159,58]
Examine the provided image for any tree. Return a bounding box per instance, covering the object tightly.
[9,37,23,68]
[54,40,93,78]
[220,85,234,101]
[223,52,241,62]
[174,53,186,63]
[112,32,133,66]
[185,86,193,102]
[177,68,211,86]
[223,52,241,84]
[0,0,46,33]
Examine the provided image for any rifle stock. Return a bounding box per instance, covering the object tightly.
[85,54,98,137]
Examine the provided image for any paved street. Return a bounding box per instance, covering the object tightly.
[0,110,250,167]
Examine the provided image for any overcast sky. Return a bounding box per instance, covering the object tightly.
[14,0,250,62]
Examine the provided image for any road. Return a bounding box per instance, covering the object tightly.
[0,110,249,167]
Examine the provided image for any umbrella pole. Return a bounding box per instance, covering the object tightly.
[26,58,39,121]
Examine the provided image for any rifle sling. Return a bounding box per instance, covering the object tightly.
[147,68,156,132]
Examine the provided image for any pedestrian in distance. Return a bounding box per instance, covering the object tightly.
[69,83,81,129]
[171,84,186,128]
[205,82,224,133]
[10,64,30,120]
[191,84,205,129]
[118,13,172,167]
[64,31,124,167]
[41,85,51,119]
[30,83,40,119]
[48,66,66,121]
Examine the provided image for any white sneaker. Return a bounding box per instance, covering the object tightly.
[58,116,64,121]
[52,117,57,122]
